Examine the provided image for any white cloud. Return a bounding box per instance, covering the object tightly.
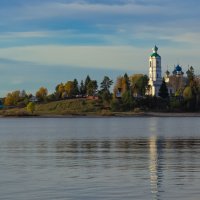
[9,2,166,21]
[0,30,76,40]
[0,45,147,71]
[0,31,49,39]
[161,32,200,44]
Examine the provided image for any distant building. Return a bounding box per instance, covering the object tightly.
[164,65,187,96]
[147,46,189,97]
[29,96,38,102]
[19,90,26,98]
[116,88,122,98]
[147,46,162,96]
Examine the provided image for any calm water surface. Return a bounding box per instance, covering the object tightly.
[0,117,200,200]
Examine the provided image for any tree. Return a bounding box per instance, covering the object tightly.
[85,75,91,94]
[36,87,48,102]
[113,74,130,98]
[4,93,14,106]
[138,75,149,96]
[4,90,21,106]
[130,74,149,97]
[87,80,98,96]
[183,86,193,101]
[185,67,200,110]
[64,81,74,97]
[55,83,65,99]
[80,80,85,96]
[158,79,169,99]
[121,90,134,111]
[123,73,130,91]
[186,66,195,83]
[73,79,79,95]
[27,102,35,114]
[99,76,113,103]
[100,76,113,92]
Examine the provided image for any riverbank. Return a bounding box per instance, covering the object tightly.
[1,111,200,118]
[1,99,200,118]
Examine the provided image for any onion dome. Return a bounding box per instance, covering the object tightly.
[150,45,160,57]
[175,65,182,71]
[173,64,184,75]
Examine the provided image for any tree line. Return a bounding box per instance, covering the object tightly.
[1,66,200,112]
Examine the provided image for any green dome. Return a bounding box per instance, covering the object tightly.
[150,45,160,57]
[150,52,160,57]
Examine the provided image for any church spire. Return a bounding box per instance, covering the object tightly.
[152,45,158,53]
[148,45,162,96]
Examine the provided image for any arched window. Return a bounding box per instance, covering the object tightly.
[150,61,152,67]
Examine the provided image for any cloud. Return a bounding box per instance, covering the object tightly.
[2,1,167,22]
[161,32,200,44]
[0,31,50,39]
[0,45,147,70]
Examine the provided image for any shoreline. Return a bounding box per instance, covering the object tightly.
[1,112,200,118]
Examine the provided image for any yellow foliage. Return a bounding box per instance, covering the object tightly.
[183,86,193,100]
[36,87,48,100]
[113,76,130,97]
[64,81,74,97]
[27,102,35,114]
[4,91,20,106]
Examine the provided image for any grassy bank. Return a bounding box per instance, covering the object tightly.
[0,99,112,117]
[0,98,199,117]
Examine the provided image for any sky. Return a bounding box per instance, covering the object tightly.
[0,0,200,96]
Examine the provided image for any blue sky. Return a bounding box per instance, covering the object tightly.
[0,0,200,96]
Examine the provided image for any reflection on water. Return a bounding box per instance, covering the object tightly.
[149,136,164,199]
[0,118,200,200]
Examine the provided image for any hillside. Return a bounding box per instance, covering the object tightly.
[0,99,108,117]
[35,99,102,115]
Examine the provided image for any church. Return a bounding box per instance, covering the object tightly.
[147,46,187,96]
[147,46,162,96]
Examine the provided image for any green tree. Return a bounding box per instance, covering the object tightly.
[80,80,85,96]
[130,74,149,96]
[123,73,130,91]
[158,79,169,98]
[87,80,98,96]
[185,67,200,110]
[121,90,134,111]
[27,102,35,114]
[99,76,113,103]
[100,76,113,92]
[138,75,149,96]
[85,75,91,94]
[186,66,194,83]
[73,79,79,95]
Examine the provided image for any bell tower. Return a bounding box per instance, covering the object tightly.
[148,46,162,96]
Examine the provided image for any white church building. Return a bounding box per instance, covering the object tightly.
[148,46,162,96]
[147,45,187,97]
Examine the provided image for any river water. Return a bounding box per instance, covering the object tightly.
[0,117,200,200]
